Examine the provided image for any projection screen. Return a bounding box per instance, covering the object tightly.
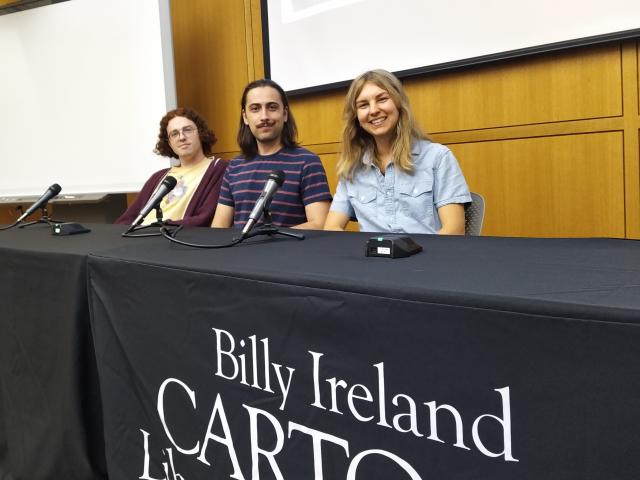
[263,0,640,94]
[0,0,176,200]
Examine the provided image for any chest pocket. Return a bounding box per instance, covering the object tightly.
[397,176,434,219]
[348,187,377,206]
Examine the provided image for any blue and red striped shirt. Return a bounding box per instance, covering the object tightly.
[218,147,332,228]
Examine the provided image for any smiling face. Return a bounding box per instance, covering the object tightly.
[242,86,288,154]
[354,82,400,146]
[167,116,203,161]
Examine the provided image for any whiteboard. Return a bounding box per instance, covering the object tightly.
[264,0,640,93]
[0,0,176,198]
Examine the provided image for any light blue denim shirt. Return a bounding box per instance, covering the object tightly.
[330,140,471,233]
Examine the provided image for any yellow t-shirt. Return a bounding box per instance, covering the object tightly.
[142,158,214,225]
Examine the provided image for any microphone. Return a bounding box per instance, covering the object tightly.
[128,175,178,231]
[16,183,61,223]
[241,170,285,237]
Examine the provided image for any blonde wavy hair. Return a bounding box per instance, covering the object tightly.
[337,69,428,180]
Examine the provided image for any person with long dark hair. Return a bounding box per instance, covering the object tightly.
[212,79,332,230]
[324,69,471,234]
[115,107,227,227]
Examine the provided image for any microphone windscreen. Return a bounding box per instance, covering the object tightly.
[163,176,178,189]
[269,170,285,186]
[50,183,62,195]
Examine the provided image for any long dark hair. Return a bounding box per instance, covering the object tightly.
[237,79,299,158]
[154,107,217,159]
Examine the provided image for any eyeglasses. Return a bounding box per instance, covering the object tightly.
[168,125,197,141]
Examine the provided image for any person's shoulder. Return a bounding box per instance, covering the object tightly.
[205,157,228,173]
[280,146,320,160]
[146,166,171,182]
[227,155,248,168]
[281,147,324,169]
[210,156,229,168]
[412,139,450,155]
[230,154,246,162]
[152,165,171,174]
[412,139,454,165]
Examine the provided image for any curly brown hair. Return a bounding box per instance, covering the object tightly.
[154,107,217,159]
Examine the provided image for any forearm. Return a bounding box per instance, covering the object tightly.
[436,203,465,235]
[211,204,235,228]
[293,201,330,230]
[437,223,465,235]
[291,219,324,230]
[323,210,349,231]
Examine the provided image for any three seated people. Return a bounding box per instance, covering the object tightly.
[118,71,471,234]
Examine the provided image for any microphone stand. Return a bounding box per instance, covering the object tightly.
[17,206,63,229]
[240,209,305,241]
[123,205,170,237]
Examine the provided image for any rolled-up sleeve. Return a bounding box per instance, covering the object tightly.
[433,148,471,208]
[329,179,355,218]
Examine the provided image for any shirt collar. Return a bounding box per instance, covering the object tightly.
[363,140,423,165]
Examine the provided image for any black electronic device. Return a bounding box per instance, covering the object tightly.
[51,222,91,236]
[366,235,422,258]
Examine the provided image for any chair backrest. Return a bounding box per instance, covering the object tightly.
[465,192,485,236]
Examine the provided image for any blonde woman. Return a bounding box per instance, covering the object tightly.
[324,70,471,234]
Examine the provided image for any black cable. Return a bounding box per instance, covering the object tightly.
[120,221,172,238]
[0,221,19,231]
[159,226,243,249]
[121,231,162,238]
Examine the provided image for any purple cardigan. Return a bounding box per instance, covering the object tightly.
[115,158,228,227]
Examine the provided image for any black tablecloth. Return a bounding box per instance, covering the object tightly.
[0,224,140,480]
[84,228,640,479]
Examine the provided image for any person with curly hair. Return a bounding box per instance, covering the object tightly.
[324,70,471,234]
[115,107,227,227]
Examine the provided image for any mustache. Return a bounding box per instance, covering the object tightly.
[257,121,275,128]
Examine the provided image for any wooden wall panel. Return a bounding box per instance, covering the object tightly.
[0,207,18,224]
[451,133,625,237]
[408,44,623,133]
[622,42,640,238]
[318,152,339,195]
[170,0,250,153]
[289,44,623,147]
[0,206,47,225]
[290,90,346,147]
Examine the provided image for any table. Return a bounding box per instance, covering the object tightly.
[0,223,139,480]
[83,227,640,479]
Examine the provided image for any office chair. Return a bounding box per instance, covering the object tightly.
[465,192,485,236]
